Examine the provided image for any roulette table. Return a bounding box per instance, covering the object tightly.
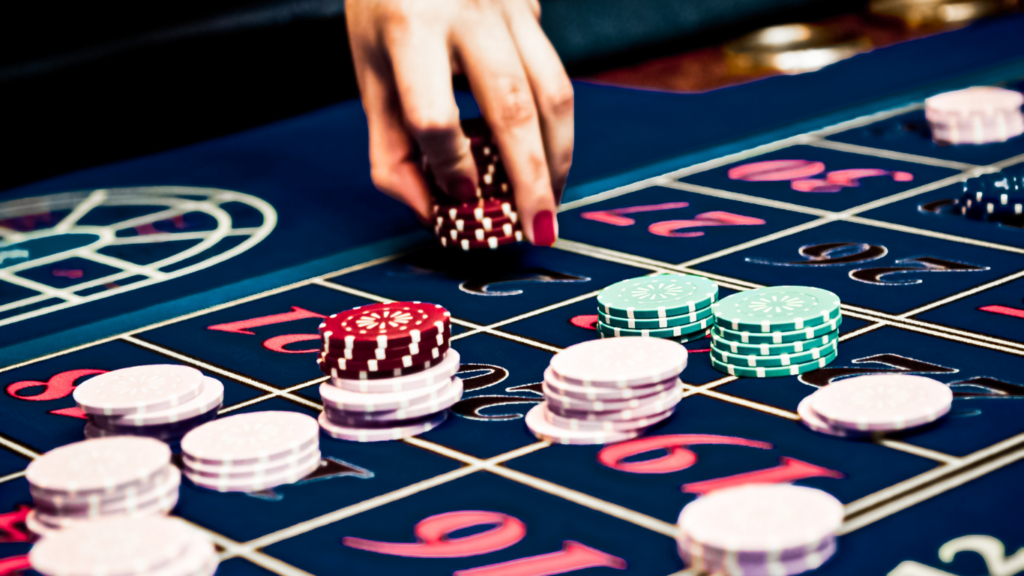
[3,12,1024,576]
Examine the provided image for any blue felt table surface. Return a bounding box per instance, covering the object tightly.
[2,13,1024,363]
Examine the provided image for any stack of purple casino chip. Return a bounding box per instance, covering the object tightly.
[318,350,463,442]
[181,411,321,493]
[798,374,953,438]
[526,338,689,445]
[676,484,843,576]
[25,437,179,536]
[73,365,224,442]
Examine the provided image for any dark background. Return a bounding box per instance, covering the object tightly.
[2,0,866,192]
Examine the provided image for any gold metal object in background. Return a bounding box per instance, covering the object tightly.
[723,24,872,75]
[870,0,1019,28]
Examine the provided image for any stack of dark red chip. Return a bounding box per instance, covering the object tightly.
[429,118,524,250]
[315,302,464,442]
[317,301,452,380]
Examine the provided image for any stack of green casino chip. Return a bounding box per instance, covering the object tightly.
[709,286,842,378]
[595,274,719,344]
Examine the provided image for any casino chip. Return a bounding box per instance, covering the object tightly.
[319,411,448,442]
[29,516,218,576]
[550,338,689,387]
[524,405,641,445]
[598,274,719,319]
[331,349,462,393]
[74,366,223,441]
[953,168,1024,227]
[595,274,718,348]
[597,306,712,329]
[711,331,836,356]
[711,340,838,368]
[25,437,180,534]
[182,411,319,464]
[712,286,840,333]
[797,396,870,438]
[74,365,204,416]
[710,287,840,378]
[925,86,1024,145]
[711,316,842,344]
[319,301,450,351]
[676,484,842,575]
[181,411,320,492]
[428,119,524,250]
[596,316,713,339]
[711,350,837,379]
[528,339,689,445]
[543,368,679,401]
[317,302,461,441]
[803,374,953,433]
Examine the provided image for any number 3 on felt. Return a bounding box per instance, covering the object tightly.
[343,510,627,574]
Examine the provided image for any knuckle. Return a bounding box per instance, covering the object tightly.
[404,109,460,140]
[540,83,574,118]
[528,0,541,19]
[369,162,400,196]
[551,148,574,176]
[370,166,397,194]
[493,77,537,129]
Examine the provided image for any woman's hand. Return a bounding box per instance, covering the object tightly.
[346,0,573,246]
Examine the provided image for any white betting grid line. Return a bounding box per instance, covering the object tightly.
[122,335,323,411]
[1,95,1022,575]
[840,439,1024,534]
[0,470,26,484]
[843,430,1024,517]
[809,139,982,171]
[53,189,108,234]
[874,439,962,465]
[0,435,40,460]
[218,376,329,416]
[845,215,1024,255]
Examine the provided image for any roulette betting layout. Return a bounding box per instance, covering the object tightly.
[3,13,1024,576]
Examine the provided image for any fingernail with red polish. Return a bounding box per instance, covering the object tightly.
[532,210,557,247]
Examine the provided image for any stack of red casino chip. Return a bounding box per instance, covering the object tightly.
[315,301,463,442]
[429,118,524,250]
[925,86,1024,145]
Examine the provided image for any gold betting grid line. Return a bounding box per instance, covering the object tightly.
[2,99,1024,575]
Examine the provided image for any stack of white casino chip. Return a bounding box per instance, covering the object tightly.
[925,86,1024,145]
[316,302,463,442]
[319,350,463,442]
[526,338,689,445]
[676,484,844,576]
[30,516,218,576]
[74,365,223,442]
[798,374,954,438]
[181,411,320,493]
[25,437,179,537]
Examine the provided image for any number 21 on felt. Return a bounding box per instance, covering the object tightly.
[342,510,627,575]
